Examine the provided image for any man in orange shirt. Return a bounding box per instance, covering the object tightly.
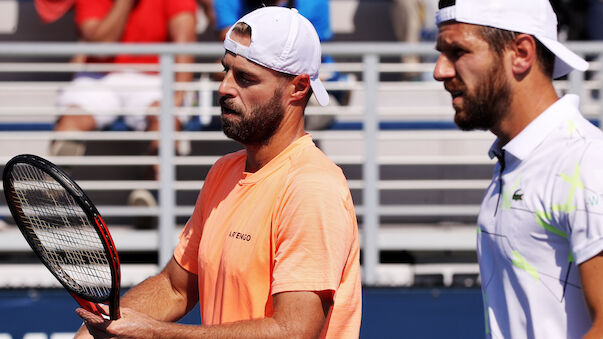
[75,6,362,338]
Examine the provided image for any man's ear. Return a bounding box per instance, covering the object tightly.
[289,74,311,103]
[510,34,537,76]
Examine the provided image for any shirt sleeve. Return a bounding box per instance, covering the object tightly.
[174,190,204,274]
[566,140,603,264]
[166,0,197,19]
[271,171,356,294]
[173,157,222,274]
[295,0,333,42]
[74,0,111,26]
[212,0,242,31]
[174,153,242,274]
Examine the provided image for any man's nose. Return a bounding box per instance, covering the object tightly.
[433,54,455,81]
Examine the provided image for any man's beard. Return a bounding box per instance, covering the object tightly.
[451,61,511,131]
[219,89,285,145]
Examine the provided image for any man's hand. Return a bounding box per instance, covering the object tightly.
[77,305,162,339]
[74,258,198,338]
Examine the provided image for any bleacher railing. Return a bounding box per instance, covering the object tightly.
[0,42,601,287]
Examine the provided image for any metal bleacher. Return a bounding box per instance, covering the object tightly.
[1,42,600,289]
[0,1,602,289]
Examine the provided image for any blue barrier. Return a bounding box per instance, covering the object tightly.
[0,287,484,338]
[2,119,597,132]
[0,123,54,131]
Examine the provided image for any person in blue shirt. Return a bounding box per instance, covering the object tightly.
[209,0,345,131]
[213,0,333,43]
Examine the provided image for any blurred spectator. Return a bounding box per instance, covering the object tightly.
[198,0,216,35]
[34,0,75,24]
[211,0,345,131]
[391,0,422,48]
[390,0,438,80]
[51,0,197,227]
[214,0,331,42]
[550,0,602,98]
[550,0,602,41]
[586,0,603,40]
[550,0,588,40]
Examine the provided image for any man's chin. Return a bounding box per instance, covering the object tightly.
[454,112,476,131]
[454,116,490,132]
[454,121,475,131]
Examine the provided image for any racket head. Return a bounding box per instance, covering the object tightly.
[2,154,120,319]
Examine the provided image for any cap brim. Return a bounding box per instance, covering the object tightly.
[536,35,589,78]
[310,77,329,106]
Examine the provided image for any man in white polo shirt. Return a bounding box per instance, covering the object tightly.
[434,0,602,338]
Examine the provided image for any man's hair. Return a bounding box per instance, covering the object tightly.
[477,27,555,78]
[231,22,252,37]
[438,0,455,9]
[437,0,555,78]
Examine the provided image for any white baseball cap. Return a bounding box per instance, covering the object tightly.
[223,6,329,106]
[435,0,588,78]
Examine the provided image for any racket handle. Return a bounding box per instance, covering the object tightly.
[70,293,120,320]
[110,303,121,320]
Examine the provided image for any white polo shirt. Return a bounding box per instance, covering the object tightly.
[478,94,603,338]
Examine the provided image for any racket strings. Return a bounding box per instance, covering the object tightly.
[9,163,113,299]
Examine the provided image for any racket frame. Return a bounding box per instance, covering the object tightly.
[2,154,121,319]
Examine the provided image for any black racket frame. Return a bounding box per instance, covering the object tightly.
[2,154,121,319]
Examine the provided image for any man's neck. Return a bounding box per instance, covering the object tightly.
[243,108,305,173]
[493,79,559,146]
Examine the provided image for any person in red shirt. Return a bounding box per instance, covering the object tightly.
[54,0,197,138]
[51,0,197,222]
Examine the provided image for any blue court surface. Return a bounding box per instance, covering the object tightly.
[0,287,484,338]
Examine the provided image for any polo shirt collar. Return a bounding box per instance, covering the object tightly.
[488,94,581,161]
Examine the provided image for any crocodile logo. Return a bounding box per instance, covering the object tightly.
[512,189,524,201]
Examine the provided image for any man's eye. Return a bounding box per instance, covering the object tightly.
[452,48,467,59]
[235,73,255,86]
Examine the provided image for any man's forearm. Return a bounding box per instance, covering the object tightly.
[77,289,327,339]
[80,0,137,42]
[74,258,199,338]
[580,253,603,339]
[137,315,288,339]
[120,271,195,321]
[143,290,326,339]
[169,11,197,107]
[173,54,195,107]
[583,322,603,339]
[73,273,196,338]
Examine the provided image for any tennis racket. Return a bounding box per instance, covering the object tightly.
[2,154,121,320]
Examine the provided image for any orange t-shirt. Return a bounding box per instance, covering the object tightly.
[174,134,362,338]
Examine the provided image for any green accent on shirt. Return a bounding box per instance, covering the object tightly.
[535,210,568,239]
[501,177,521,210]
[512,250,539,280]
[533,163,584,239]
[568,120,577,135]
[559,163,584,212]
